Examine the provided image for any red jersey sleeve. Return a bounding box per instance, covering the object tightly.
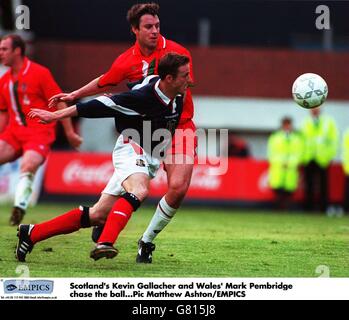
[98,53,128,87]
[0,77,8,111]
[39,68,62,102]
[0,91,7,111]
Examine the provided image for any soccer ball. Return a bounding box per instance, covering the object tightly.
[292,73,328,109]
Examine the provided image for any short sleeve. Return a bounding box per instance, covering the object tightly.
[98,55,127,87]
[39,68,62,101]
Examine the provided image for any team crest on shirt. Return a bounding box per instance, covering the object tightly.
[141,60,149,77]
[136,159,146,167]
[141,59,156,77]
[23,94,30,105]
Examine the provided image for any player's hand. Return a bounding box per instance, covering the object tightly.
[66,131,83,149]
[48,92,76,108]
[28,108,56,124]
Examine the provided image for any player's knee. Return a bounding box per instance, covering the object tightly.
[168,178,190,198]
[130,186,148,202]
[89,206,108,225]
[91,214,107,226]
[20,161,40,173]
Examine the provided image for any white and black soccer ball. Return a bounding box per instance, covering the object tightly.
[292,73,328,109]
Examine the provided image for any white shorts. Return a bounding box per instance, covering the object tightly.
[102,134,160,196]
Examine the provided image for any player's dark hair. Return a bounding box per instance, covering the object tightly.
[158,53,190,80]
[1,34,26,56]
[127,3,160,28]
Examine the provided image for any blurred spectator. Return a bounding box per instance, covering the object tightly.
[342,128,349,213]
[301,107,339,212]
[267,117,304,210]
[0,34,82,226]
[227,133,250,158]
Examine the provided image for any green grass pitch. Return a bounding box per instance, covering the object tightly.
[0,203,348,277]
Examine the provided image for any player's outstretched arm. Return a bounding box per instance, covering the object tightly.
[48,77,101,107]
[48,76,116,108]
[28,105,78,124]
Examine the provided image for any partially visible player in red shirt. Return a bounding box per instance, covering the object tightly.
[0,34,82,225]
[50,3,196,263]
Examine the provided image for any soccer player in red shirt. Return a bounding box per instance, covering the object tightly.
[0,34,82,225]
[50,3,196,263]
[16,53,191,263]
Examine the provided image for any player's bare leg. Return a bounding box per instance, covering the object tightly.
[0,140,16,164]
[0,140,25,226]
[10,150,45,226]
[137,158,193,263]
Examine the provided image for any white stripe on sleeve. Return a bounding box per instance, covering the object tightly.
[96,95,140,116]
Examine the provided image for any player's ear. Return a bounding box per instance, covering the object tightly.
[165,74,174,83]
[131,25,138,36]
[13,47,21,56]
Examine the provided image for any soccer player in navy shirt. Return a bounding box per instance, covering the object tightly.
[49,3,197,263]
[15,53,191,262]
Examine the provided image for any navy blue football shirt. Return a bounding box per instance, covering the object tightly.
[76,76,183,156]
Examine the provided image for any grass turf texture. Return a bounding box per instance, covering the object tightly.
[0,203,348,277]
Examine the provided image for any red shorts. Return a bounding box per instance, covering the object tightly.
[0,125,56,159]
[167,119,197,158]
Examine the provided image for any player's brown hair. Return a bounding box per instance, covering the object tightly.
[127,3,160,28]
[158,53,190,80]
[1,34,26,56]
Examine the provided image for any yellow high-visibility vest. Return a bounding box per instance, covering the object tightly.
[342,129,349,176]
[301,115,338,168]
[268,130,304,192]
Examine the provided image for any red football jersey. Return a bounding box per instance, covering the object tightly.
[98,36,194,123]
[0,57,61,129]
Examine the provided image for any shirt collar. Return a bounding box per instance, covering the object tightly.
[133,35,166,57]
[154,79,171,105]
[11,57,31,77]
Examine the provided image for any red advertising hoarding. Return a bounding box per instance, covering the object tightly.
[44,152,345,203]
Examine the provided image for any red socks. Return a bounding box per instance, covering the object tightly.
[29,193,140,247]
[97,197,135,244]
[30,208,83,244]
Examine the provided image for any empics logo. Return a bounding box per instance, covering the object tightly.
[4,280,54,295]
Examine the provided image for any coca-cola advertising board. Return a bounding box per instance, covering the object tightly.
[44,152,345,203]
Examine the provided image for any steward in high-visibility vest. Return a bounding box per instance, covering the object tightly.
[341,128,349,212]
[301,107,339,212]
[268,117,304,209]
[342,129,349,176]
[302,109,338,168]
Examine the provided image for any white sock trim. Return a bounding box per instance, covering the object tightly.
[158,196,176,219]
[141,196,177,243]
